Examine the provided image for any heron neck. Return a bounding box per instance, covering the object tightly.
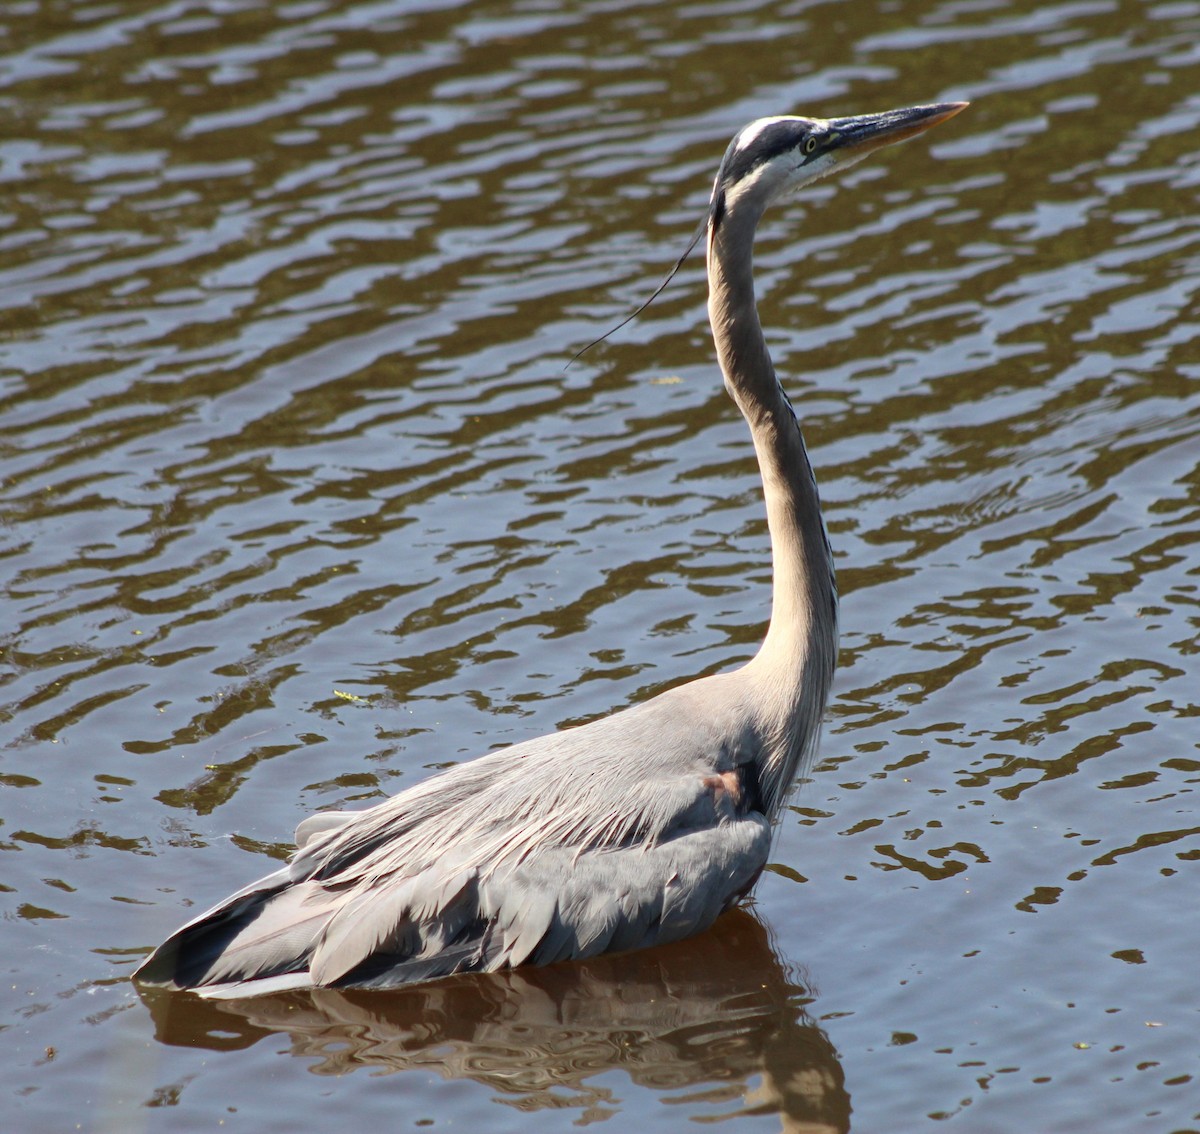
[706,210,838,696]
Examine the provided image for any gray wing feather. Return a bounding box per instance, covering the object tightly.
[486,877,560,970]
[134,866,307,987]
[309,868,477,986]
[481,813,770,972]
[307,813,770,987]
[136,676,781,994]
[294,811,356,848]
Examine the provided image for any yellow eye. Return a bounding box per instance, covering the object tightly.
[804,136,818,155]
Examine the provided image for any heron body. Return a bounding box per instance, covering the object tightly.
[135,101,966,997]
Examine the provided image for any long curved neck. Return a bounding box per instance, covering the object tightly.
[706,204,838,738]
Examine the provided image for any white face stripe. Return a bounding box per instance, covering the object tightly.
[713,114,850,227]
[733,115,803,153]
[719,144,845,219]
[722,163,770,214]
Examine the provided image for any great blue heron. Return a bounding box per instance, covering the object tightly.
[135,101,967,997]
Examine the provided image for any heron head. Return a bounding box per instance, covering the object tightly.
[709,102,968,231]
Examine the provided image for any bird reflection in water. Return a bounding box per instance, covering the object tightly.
[139,908,849,1132]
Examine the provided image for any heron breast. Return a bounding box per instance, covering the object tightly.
[700,765,763,819]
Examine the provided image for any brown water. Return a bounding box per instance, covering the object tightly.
[3,1,1199,1130]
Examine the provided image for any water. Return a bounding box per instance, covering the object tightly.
[3,0,1199,1130]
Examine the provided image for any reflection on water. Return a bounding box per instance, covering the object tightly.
[139,909,848,1131]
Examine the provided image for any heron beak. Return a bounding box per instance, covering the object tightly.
[825,102,969,162]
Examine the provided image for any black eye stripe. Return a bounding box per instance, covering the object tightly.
[719,120,818,187]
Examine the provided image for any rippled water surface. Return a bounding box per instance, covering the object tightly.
[4,0,1199,1130]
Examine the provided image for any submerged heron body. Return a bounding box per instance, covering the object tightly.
[136,101,966,997]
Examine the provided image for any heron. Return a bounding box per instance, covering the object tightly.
[135,101,967,997]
